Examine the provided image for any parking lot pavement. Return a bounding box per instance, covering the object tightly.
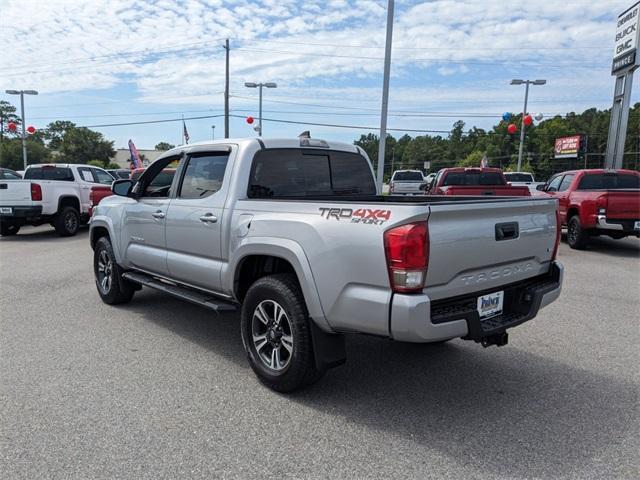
[1,226,639,479]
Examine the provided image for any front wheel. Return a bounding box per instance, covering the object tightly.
[241,274,324,392]
[93,237,135,304]
[567,215,589,250]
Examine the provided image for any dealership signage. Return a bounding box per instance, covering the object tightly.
[612,1,640,74]
[554,136,581,159]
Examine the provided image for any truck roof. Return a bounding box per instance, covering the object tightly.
[163,137,360,157]
[440,167,504,174]
[554,168,640,176]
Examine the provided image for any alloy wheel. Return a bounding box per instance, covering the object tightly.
[251,300,294,371]
[97,249,113,294]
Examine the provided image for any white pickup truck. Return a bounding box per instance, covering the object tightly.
[0,163,114,236]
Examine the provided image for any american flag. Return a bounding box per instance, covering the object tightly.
[183,119,189,144]
[128,139,140,170]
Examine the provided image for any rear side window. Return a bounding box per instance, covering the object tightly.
[24,167,74,181]
[393,171,423,181]
[179,154,229,199]
[443,172,505,186]
[578,173,640,190]
[248,149,375,198]
[558,174,574,192]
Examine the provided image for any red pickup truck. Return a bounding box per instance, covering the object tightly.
[537,169,640,249]
[423,167,531,196]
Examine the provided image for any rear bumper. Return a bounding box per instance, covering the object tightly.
[0,205,43,219]
[595,215,639,234]
[390,262,564,343]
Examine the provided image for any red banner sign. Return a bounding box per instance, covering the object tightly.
[554,136,581,158]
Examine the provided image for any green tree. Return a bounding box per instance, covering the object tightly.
[457,151,485,167]
[0,138,50,170]
[155,142,175,151]
[44,122,115,165]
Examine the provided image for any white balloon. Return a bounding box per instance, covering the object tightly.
[534,112,544,121]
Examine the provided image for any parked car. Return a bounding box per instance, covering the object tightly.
[423,167,531,196]
[389,169,424,195]
[89,167,176,216]
[0,163,113,236]
[90,137,563,392]
[106,169,131,180]
[504,171,545,194]
[537,169,640,249]
[0,168,22,180]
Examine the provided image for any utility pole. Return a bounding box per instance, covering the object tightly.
[211,125,215,140]
[376,0,394,191]
[224,38,230,139]
[510,79,546,171]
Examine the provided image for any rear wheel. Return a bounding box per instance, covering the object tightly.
[0,221,20,236]
[93,236,135,304]
[241,274,323,392]
[567,215,589,250]
[54,206,80,237]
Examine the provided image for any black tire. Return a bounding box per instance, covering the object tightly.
[241,274,323,392]
[0,222,20,236]
[93,236,135,304]
[567,215,589,250]
[54,206,80,237]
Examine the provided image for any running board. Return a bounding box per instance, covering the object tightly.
[122,272,237,312]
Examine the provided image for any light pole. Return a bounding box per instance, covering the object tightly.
[211,125,215,140]
[5,89,38,169]
[510,79,545,170]
[244,82,277,136]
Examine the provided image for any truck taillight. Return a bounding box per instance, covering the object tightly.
[30,183,42,201]
[552,209,561,261]
[383,222,429,293]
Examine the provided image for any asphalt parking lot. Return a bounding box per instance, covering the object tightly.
[1,226,639,479]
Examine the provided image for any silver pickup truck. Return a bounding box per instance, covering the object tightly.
[90,137,563,392]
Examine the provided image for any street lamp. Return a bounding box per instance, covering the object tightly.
[211,125,215,140]
[244,82,277,136]
[5,89,38,169]
[510,79,545,170]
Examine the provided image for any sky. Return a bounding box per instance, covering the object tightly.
[0,0,634,150]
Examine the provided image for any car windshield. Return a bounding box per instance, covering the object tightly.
[504,173,534,182]
[577,173,640,190]
[443,171,505,186]
[393,171,423,181]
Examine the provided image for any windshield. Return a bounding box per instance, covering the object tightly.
[393,171,423,181]
[442,171,505,186]
[578,173,640,190]
[504,173,534,182]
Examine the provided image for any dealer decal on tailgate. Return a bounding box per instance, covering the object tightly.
[319,207,391,225]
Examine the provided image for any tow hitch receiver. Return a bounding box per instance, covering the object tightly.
[480,332,509,348]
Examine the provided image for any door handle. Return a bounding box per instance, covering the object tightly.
[152,211,165,220]
[199,213,218,223]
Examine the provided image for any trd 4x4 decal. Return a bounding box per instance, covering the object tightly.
[319,207,392,225]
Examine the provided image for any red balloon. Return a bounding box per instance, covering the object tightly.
[507,123,517,134]
[7,122,17,132]
[523,114,533,126]
[26,125,36,134]
[246,116,254,124]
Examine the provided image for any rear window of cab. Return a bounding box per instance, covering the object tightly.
[577,173,640,190]
[24,167,74,181]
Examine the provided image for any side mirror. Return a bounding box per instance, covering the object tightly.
[536,184,546,191]
[419,182,428,191]
[112,179,134,197]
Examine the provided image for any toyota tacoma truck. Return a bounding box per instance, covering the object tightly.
[423,167,531,196]
[90,137,563,392]
[0,163,114,236]
[537,168,640,249]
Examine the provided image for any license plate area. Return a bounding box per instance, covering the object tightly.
[0,207,13,214]
[477,291,504,320]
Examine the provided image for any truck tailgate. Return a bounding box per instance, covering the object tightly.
[0,180,33,205]
[605,190,640,219]
[425,198,557,300]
